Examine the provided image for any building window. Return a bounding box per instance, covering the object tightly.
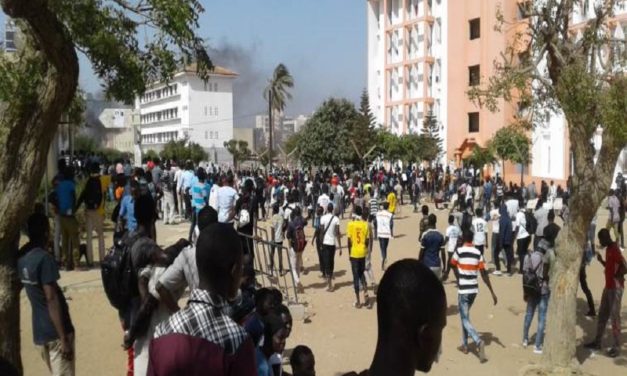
[205,130,208,139]
[468,65,480,86]
[214,83,218,91]
[468,112,479,133]
[469,18,480,40]
[215,107,219,116]
[204,106,207,116]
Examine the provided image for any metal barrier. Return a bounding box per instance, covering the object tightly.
[238,228,300,304]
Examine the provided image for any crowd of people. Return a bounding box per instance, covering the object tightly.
[14,156,626,375]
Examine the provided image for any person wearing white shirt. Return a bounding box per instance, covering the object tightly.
[471,208,488,255]
[174,166,184,216]
[319,203,342,291]
[375,202,393,270]
[515,209,531,273]
[505,196,519,220]
[216,176,239,224]
[489,208,502,274]
[317,185,331,213]
[443,214,462,280]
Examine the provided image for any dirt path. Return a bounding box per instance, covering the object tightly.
[20,203,627,375]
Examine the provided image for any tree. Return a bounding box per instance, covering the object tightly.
[160,139,207,165]
[257,148,279,169]
[224,139,251,170]
[421,112,443,164]
[468,1,627,372]
[296,98,361,168]
[188,142,208,164]
[465,146,496,174]
[264,63,294,170]
[0,1,211,371]
[142,149,159,163]
[359,88,376,128]
[74,134,99,154]
[488,125,531,183]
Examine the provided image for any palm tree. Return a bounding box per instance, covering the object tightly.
[264,63,294,170]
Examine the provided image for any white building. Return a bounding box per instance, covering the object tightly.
[137,64,237,164]
[254,113,309,148]
[367,0,446,135]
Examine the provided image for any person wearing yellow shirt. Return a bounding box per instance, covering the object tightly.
[387,189,397,215]
[347,206,372,309]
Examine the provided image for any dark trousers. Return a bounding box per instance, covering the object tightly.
[379,237,390,261]
[350,257,367,295]
[580,264,595,314]
[321,245,336,278]
[184,193,192,219]
[495,243,514,273]
[517,237,531,272]
[188,210,197,242]
[475,244,485,256]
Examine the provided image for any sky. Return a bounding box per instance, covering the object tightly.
[76,0,368,128]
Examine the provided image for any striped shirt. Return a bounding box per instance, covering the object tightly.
[369,198,379,215]
[450,244,485,295]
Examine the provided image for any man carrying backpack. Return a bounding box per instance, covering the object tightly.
[521,240,550,354]
[286,206,307,292]
[78,162,105,266]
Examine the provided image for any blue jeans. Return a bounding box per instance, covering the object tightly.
[523,293,550,349]
[459,293,481,346]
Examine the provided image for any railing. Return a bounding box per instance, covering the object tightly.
[237,227,300,304]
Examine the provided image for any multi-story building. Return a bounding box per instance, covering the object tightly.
[255,113,309,149]
[136,64,237,164]
[367,0,446,136]
[367,0,627,184]
[4,19,17,53]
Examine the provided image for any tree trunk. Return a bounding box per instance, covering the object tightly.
[0,1,80,373]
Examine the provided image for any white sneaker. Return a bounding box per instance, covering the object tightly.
[533,347,543,354]
[522,339,528,348]
[492,270,503,276]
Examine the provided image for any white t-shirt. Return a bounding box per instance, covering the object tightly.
[446,225,461,253]
[490,208,500,234]
[216,186,239,223]
[515,211,529,239]
[208,184,219,211]
[471,217,487,246]
[283,203,297,221]
[376,211,393,238]
[506,198,519,219]
[318,194,330,211]
[319,213,340,246]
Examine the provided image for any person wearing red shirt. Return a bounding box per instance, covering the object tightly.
[584,229,625,358]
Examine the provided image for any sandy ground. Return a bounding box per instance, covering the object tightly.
[20,202,627,375]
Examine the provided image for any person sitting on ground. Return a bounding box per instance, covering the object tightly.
[343,259,447,376]
[289,345,316,376]
[148,224,257,375]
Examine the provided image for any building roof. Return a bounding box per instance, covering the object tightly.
[183,63,238,77]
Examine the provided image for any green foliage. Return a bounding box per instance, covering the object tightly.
[224,139,251,168]
[421,113,443,162]
[264,64,294,113]
[74,135,99,153]
[143,149,159,163]
[46,0,212,103]
[488,125,531,165]
[258,148,279,167]
[160,139,208,164]
[465,146,496,169]
[296,98,368,168]
[359,88,376,128]
[600,75,627,144]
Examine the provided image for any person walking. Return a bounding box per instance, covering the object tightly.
[56,166,81,270]
[347,206,371,309]
[319,203,341,291]
[521,241,551,354]
[376,202,393,271]
[286,207,308,292]
[584,229,625,358]
[188,167,210,242]
[515,208,531,273]
[450,230,498,363]
[77,162,105,266]
[160,167,176,225]
[19,212,76,375]
[419,214,446,279]
[471,208,488,256]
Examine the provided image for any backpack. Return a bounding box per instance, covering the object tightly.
[294,224,307,253]
[101,234,138,311]
[84,176,103,210]
[522,256,542,299]
[525,211,538,234]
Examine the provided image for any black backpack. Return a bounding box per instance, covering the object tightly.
[525,211,538,234]
[84,176,103,210]
[101,234,138,311]
[522,257,542,299]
